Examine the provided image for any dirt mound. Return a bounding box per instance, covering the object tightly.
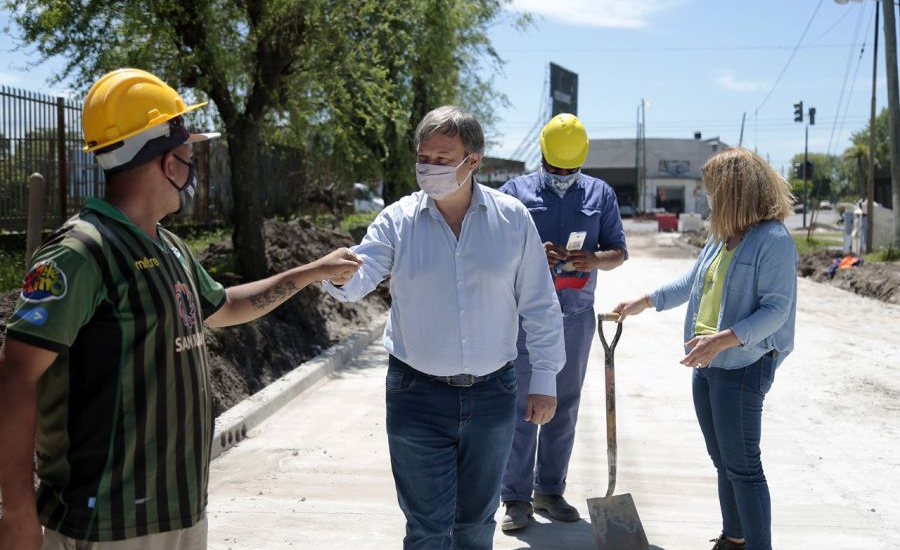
[674,232,900,305]
[798,250,900,305]
[0,219,388,416]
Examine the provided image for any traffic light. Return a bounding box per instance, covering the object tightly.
[794,160,814,179]
[809,107,816,125]
[793,102,803,123]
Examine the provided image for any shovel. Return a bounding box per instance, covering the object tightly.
[586,313,649,550]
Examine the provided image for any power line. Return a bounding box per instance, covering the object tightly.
[498,116,868,131]
[511,64,550,167]
[753,0,825,116]
[828,1,869,155]
[805,6,856,45]
[502,43,856,53]
[833,5,875,153]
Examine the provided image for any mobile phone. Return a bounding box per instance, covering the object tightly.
[565,231,587,251]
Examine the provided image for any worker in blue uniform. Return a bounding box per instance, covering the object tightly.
[499,113,628,531]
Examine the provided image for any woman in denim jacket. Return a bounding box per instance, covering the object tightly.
[614,147,798,550]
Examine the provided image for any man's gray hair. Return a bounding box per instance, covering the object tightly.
[414,105,485,155]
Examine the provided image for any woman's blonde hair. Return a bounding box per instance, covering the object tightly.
[702,147,795,242]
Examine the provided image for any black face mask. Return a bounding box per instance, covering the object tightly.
[164,153,197,215]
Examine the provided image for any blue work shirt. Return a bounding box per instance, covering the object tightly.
[499,172,628,316]
[322,183,566,397]
[649,220,798,369]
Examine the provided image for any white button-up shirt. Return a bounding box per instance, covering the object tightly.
[323,183,565,396]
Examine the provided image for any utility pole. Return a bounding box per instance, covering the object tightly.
[881,0,900,247]
[835,0,877,251]
[866,3,880,253]
[738,112,746,147]
[635,103,641,214]
[641,99,648,213]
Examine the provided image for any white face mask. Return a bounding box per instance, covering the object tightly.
[542,167,580,197]
[415,156,472,200]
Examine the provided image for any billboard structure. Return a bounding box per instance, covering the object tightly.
[550,62,578,116]
[510,62,580,169]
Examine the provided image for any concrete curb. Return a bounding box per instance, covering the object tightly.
[211,317,386,460]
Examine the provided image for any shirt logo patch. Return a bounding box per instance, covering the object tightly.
[174,282,197,329]
[21,261,68,302]
[18,307,49,326]
[134,256,160,270]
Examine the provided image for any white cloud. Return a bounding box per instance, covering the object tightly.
[0,72,24,86]
[714,71,769,93]
[509,0,685,29]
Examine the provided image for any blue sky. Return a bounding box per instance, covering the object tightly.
[1,0,891,174]
[488,0,889,172]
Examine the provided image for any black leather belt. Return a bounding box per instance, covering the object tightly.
[389,355,513,388]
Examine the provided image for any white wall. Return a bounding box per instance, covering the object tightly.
[646,178,706,214]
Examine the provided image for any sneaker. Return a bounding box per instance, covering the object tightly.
[532,492,580,522]
[501,501,533,532]
[710,534,746,550]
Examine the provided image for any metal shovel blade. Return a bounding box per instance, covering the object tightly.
[586,493,649,550]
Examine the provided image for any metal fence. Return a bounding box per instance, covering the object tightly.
[0,85,103,231]
[1,85,345,233]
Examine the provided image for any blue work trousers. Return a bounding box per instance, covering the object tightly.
[501,307,595,502]
[692,354,776,550]
[386,356,517,550]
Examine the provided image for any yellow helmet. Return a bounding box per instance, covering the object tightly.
[540,113,589,170]
[82,68,219,172]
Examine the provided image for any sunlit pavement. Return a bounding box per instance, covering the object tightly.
[208,231,900,550]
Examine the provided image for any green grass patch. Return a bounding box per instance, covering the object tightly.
[0,249,25,293]
[792,231,900,264]
[340,211,378,241]
[183,228,229,258]
[864,244,900,264]
[182,228,233,275]
[792,234,838,256]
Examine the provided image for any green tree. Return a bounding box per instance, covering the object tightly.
[4,0,520,278]
[847,107,891,168]
[268,0,524,206]
[789,152,845,202]
[842,143,872,199]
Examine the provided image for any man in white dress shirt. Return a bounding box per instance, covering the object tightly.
[323,105,565,549]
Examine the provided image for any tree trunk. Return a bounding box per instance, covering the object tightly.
[382,121,415,206]
[227,123,269,281]
[882,0,900,246]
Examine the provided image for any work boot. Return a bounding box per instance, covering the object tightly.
[533,492,580,522]
[501,500,533,532]
[709,534,746,549]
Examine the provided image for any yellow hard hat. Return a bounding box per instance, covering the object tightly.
[540,113,589,170]
[82,68,219,171]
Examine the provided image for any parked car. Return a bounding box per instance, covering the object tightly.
[353,183,385,213]
[618,203,635,218]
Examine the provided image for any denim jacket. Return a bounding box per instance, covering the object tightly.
[648,220,798,369]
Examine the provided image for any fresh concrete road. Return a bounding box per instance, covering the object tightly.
[207,229,900,550]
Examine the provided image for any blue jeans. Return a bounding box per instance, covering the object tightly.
[501,308,595,501]
[386,357,517,550]
[692,354,777,550]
